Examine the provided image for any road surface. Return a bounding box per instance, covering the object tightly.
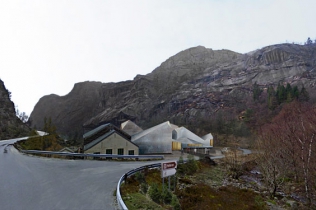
[0,138,151,210]
[0,138,251,210]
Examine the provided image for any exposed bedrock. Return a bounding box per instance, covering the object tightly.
[30,43,316,138]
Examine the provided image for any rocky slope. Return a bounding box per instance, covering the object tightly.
[29,43,316,138]
[0,79,30,140]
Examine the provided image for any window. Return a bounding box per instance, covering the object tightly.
[118,148,124,155]
[106,149,112,160]
[128,150,134,155]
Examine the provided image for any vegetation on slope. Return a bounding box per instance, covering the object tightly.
[18,117,63,151]
[120,155,268,210]
[256,101,316,206]
[122,141,316,210]
[0,79,30,140]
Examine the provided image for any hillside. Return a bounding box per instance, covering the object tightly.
[29,43,316,140]
[0,79,30,140]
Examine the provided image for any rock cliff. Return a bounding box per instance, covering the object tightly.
[29,43,316,138]
[0,79,30,139]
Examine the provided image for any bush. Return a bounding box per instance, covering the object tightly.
[149,183,161,203]
[186,154,198,175]
[171,194,181,210]
[177,154,199,175]
[254,195,265,208]
[162,185,172,204]
[140,182,148,194]
[179,155,184,164]
[135,172,145,184]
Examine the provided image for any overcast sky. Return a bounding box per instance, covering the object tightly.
[1,0,316,116]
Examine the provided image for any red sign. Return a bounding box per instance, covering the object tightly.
[162,161,177,170]
[161,161,177,178]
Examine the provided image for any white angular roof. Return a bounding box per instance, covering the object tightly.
[120,120,143,135]
[172,127,210,146]
[201,133,213,140]
[132,121,178,154]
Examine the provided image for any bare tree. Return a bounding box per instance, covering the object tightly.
[257,101,316,205]
[256,125,287,198]
[280,102,316,205]
[16,108,29,123]
[224,136,245,179]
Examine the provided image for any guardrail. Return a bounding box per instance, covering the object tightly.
[19,149,164,160]
[117,163,162,210]
[16,147,168,209]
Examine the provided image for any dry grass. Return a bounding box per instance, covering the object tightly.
[176,184,265,210]
[120,159,267,210]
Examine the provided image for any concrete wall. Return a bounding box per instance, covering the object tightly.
[85,133,139,155]
[132,121,176,154]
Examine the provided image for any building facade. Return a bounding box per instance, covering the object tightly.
[83,123,139,155]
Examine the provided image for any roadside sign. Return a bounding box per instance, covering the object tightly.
[162,168,176,178]
[162,161,177,170]
[161,160,177,178]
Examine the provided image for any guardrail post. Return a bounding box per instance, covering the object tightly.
[124,173,127,185]
[144,166,148,175]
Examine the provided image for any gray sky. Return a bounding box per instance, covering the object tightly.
[1,0,315,116]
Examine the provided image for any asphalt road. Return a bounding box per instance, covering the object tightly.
[0,138,153,210]
[0,138,252,210]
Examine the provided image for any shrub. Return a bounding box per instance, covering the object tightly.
[140,182,148,194]
[254,195,265,208]
[171,194,181,210]
[149,183,161,203]
[135,172,145,184]
[177,155,199,175]
[179,155,184,164]
[162,185,172,204]
[186,154,198,175]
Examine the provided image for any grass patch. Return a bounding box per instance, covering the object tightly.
[120,176,140,195]
[194,165,225,186]
[176,184,266,210]
[120,159,267,210]
[145,169,162,184]
[123,193,164,210]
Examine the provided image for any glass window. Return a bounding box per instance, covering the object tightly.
[128,150,134,155]
[106,149,112,154]
[118,148,124,155]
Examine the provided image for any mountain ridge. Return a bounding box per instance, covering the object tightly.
[29,43,316,139]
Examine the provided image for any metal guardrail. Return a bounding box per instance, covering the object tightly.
[116,158,198,209]
[19,149,164,160]
[116,163,162,210]
[16,147,164,209]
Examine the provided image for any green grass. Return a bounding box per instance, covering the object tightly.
[194,164,225,186]
[123,193,164,210]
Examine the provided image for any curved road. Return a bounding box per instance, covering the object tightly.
[0,138,252,210]
[0,138,152,210]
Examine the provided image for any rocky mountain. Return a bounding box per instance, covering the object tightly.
[0,79,30,140]
[29,43,316,139]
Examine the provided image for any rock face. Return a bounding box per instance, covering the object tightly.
[30,81,103,138]
[29,44,316,138]
[0,79,30,139]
